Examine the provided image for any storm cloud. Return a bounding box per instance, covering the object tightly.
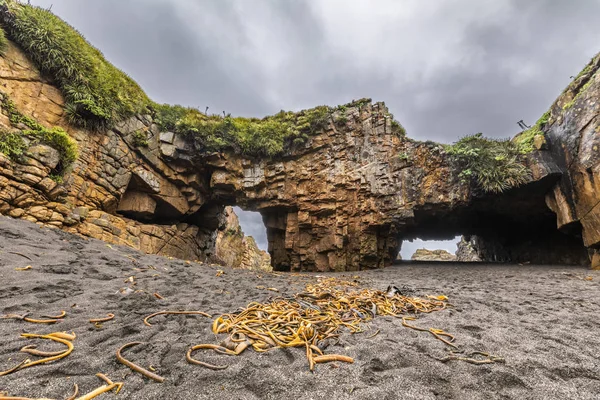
[28,0,600,251]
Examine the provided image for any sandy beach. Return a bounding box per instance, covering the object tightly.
[1,215,599,399]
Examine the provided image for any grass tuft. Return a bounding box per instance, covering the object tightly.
[514,111,550,153]
[447,133,530,193]
[0,91,78,170]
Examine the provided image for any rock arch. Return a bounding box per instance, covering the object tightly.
[0,37,597,271]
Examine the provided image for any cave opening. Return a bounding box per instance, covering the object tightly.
[116,172,183,224]
[233,207,268,251]
[399,237,461,262]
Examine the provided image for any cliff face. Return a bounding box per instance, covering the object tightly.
[0,41,231,263]
[0,31,598,271]
[542,54,600,268]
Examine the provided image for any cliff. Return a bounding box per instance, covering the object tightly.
[0,1,597,271]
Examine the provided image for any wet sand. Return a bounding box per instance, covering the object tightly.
[0,215,599,399]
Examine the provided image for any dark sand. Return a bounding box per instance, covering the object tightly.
[1,215,599,399]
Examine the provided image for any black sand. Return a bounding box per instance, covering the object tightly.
[1,215,599,399]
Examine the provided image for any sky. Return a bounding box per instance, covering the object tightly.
[29,0,600,254]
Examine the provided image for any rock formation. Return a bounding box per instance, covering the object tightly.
[0,41,245,264]
[0,6,599,271]
[541,53,600,268]
[455,236,482,262]
[411,249,457,262]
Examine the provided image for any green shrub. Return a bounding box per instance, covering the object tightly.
[0,91,78,169]
[131,130,149,147]
[391,119,406,136]
[49,173,63,184]
[0,0,150,129]
[514,111,550,153]
[447,133,530,193]
[153,103,332,158]
[0,25,7,56]
[23,126,78,165]
[0,129,26,159]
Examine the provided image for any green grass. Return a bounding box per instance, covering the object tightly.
[0,25,7,56]
[0,0,150,129]
[153,103,333,157]
[0,129,26,159]
[0,91,78,170]
[153,98,406,158]
[558,53,599,111]
[514,111,550,153]
[447,133,530,193]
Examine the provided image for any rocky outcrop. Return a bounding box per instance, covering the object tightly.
[214,207,271,271]
[455,236,482,262]
[411,249,457,262]
[540,54,600,269]
[455,233,588,265]
[1,35,600,271]
[0,41,247,265]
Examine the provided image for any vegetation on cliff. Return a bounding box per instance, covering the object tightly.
[153,103,332,157]
[154,98,406,158]
[0,2,408,159]
[0,0,151,129]
[0,25,7,55]
[0,92,78,171]
[447,133,530,193]
[560,53,600,111]
[513,111,550,153]
[0,129,26,159]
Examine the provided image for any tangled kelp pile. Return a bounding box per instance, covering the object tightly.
[190,277,455,371]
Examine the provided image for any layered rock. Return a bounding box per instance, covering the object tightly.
[455,236,482,262]
[541,54,600,268]
[0,41,237,264]
[1,35,599,271]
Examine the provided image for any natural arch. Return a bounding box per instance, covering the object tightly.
[151,101,589,271]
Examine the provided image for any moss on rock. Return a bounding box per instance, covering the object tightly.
[0,91,78,170]
[0,25,7,56]
[0,129,26,159]
[153,103,333,158]
[514,111,550,153]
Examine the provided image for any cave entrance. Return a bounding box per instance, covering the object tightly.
[232,206,292,271]
[233,207,268,252]
[400,237,462,262]
[116,171,184,223]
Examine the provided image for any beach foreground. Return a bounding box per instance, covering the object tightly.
[0,216,599,400]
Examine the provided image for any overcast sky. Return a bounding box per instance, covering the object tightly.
[30,0,600,254]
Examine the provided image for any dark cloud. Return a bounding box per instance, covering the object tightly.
[28,0,600,248]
